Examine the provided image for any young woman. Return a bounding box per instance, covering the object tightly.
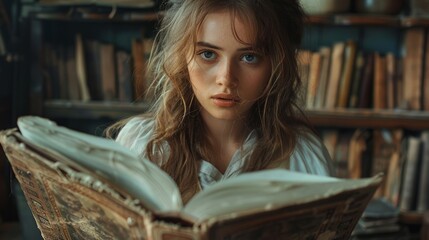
[108,0,334,203]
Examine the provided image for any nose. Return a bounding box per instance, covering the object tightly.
[216,59,238,88]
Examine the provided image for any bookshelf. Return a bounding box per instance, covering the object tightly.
[13,5,429,121]
[17,2,159,120]
[302,11,429,238]
[18,11,429,122]
[12,0,429,225]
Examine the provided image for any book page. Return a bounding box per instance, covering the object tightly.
[17,116,182,212]
[184,169,382,221]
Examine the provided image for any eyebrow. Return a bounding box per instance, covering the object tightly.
[196,41,254,51]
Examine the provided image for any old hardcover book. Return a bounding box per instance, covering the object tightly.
[399,136,423,212]
[358,53,375,109]
[99,43,117,101]
[371,129,400,198]
[347,129,367,179]
[84,39,103,101]
[348,51,365,108]
[306,52,322,108]
[337,40,357,108]
[0,116,382,240]
[424,31,429,111]
[75,34,91,102]
[314,47,331,109]
[65,45,81,101]
[373,53,387,110]
[384,130,404,207]
[297,50,312,105]
[417,131,429,212]
[402,28,424,110]
[325,42,345,109]
[385,53,397,109]
[131,38,146,101]
[116,50,133,102]
[333,131,353,178]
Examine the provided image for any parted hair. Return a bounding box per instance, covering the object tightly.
[106,0,310,202]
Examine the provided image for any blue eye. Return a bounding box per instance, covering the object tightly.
[242,54,258,64]
[199,51,216,61]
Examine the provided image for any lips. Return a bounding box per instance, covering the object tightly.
[212,94,240,102]
[211,93,241,107]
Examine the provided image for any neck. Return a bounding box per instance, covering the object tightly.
[202,114,249,147]
[200,111,251,173]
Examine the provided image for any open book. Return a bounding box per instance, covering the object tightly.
[0,116,382,239]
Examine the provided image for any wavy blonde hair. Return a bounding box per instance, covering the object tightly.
[107,0,310,201]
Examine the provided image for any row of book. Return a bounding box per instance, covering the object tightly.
[300,28,429,111]
[321,128,429,213]
[42,34,153,102]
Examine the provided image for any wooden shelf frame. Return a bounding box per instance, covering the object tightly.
[43,100,429,130]
[43,100,149,120]
[22,3,162,22]
[307,109,429,130]
[307,14,429,27]
[28,9,429,27]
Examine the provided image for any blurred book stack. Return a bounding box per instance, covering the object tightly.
[352,198,406,240]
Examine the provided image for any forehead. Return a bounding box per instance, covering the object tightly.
[196,10,256,45]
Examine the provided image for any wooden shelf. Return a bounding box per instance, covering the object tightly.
[43,100,149,119]
[43,101,429,130]
[24,3,162,22]
[307,14,429,27]
[333,14,399,26]
[32,11,161,22]
[306,109,429,130]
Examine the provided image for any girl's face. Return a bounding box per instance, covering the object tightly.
[187,10,271,122]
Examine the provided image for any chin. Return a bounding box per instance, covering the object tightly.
[207,111,246,121]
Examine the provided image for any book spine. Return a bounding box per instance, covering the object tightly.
[306,52,322,109]
[337,40,357,108]
[373,53,387,109]
[385,53,396,109]
[358,53,375,109]
[75,34,91,101]
[348,51,364,108]
[131,38,146,101]
[399,136,423,211]
[424,30,429,111]
[402,28,424,110]
[417,131,429,212]
[297,50,312,106]
[314,47,331,109]
[325,42,345,109]
[100,43,117,101]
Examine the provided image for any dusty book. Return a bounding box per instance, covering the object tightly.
[0,116,382,240]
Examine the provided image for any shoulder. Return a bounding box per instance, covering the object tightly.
[115,116,155,155]
[288,129,335,177]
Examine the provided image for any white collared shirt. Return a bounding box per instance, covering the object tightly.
[116,117,334,189]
